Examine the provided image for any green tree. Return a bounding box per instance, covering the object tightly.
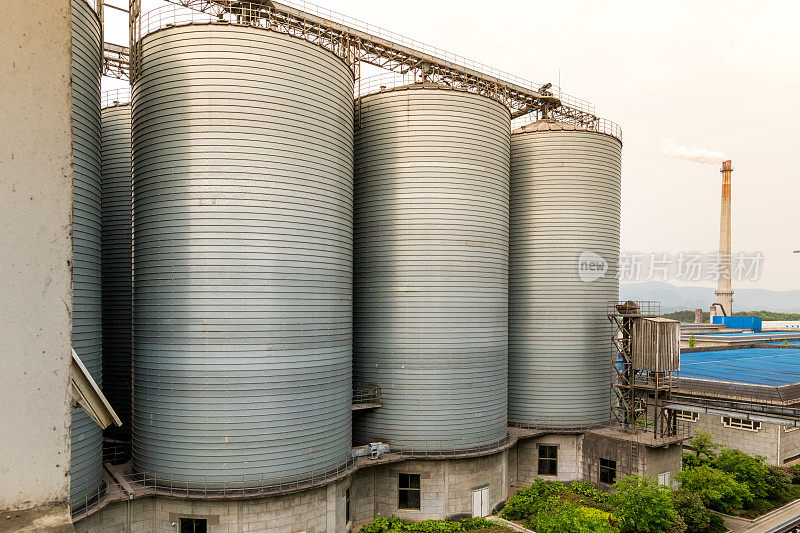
[672,489,715,533]
[676,465,752,513]
[686,431,718,463]
[763,466,793,500]
[610,475,682,533]
[713,449,770,499]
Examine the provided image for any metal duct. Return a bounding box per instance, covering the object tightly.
[131,24,354,487]
[101,99,132,436]
[353,84,510,452]
[509,120,621,429]
[70,0,103,507]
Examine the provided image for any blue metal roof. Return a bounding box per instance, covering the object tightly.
[680,348,800,386]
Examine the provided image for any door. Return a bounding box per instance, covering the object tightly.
[472,485,490,517]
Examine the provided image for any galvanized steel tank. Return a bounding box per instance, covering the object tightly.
[353,83,509,452]
[70,0,103,507]
[508,120,621,429]
[131,24,354,486]
[101,93,132,437]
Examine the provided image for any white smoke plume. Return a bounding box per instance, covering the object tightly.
[660,138,727,165]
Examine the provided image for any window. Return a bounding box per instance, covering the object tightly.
[722,416,761,432]
[599,458,616,484]
[785,426,800,433]
[398,473,421,510]
[180,518,207,533]
[538,445,558,476]
[674,409,699,422]
[658,472,671,486]
[346,487,351,524]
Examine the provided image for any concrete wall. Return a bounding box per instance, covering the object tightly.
[641,444,683,489]
[781,428,800,465]
[76,452,509,532]
[0,0,74,515]
[582,433,682,489]
[352,452,508,525]
[75,481,349,533]
[687,413,781,465]
[509,434,583,486]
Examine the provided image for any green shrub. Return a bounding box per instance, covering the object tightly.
[566,481,613,504]
[713,449,771,499]
[358,516,499,533]
[610,475,681,533]
[672,489,714,533]
[676,465,752,513]
[531,501,618,533]
[499,480,567,520]
[763,466,793,501]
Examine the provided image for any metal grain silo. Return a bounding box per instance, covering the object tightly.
[131,23,353,487]
[508,120,621,429]
[70,0,103,508]
[101,92,132,438]
[353,83,509,452]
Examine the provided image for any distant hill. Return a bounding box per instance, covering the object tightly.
[662,310,800,322]
[620,281,800,313]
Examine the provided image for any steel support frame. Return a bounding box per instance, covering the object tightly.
[122,0,602,129]
[609,301,678,439]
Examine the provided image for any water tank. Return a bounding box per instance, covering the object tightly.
[508,120,621,429]
[70,0,103,508]
[131,23,353,487]
[101,92,132,438]
[353,83,509,452]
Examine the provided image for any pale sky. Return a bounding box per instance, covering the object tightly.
[103,0,800,291]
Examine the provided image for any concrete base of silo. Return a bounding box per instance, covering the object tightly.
[73,429,684,532]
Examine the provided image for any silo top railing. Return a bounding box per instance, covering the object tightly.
[101,87,131,108]
[127,1,610,133]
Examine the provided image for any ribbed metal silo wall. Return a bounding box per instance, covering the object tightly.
[353,85,509,452]
[101,101,132,437]
[508,122,621,429]
[131,25,354,487]
[70,0,103,507]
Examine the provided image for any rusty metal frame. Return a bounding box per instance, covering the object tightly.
[608,301,680,439]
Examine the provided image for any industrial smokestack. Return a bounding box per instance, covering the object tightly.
[716,160,733,316]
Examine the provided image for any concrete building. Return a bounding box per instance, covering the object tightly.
[664,343,800,466]
[72,429,682,532]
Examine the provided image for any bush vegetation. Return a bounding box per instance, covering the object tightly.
[358,516,509,533]
[678,432,800,519]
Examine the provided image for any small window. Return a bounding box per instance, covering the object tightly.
[538,445,558,476]
[398,473,421,510]
[674,409,699,422]
[658,472,671,486]
[346,487,351,523]
[599,458,616,484]
[785,426,800,433]
[180,518,207,533]
[722,416,761,432]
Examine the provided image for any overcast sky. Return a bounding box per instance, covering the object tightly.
[103,0,800,291]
